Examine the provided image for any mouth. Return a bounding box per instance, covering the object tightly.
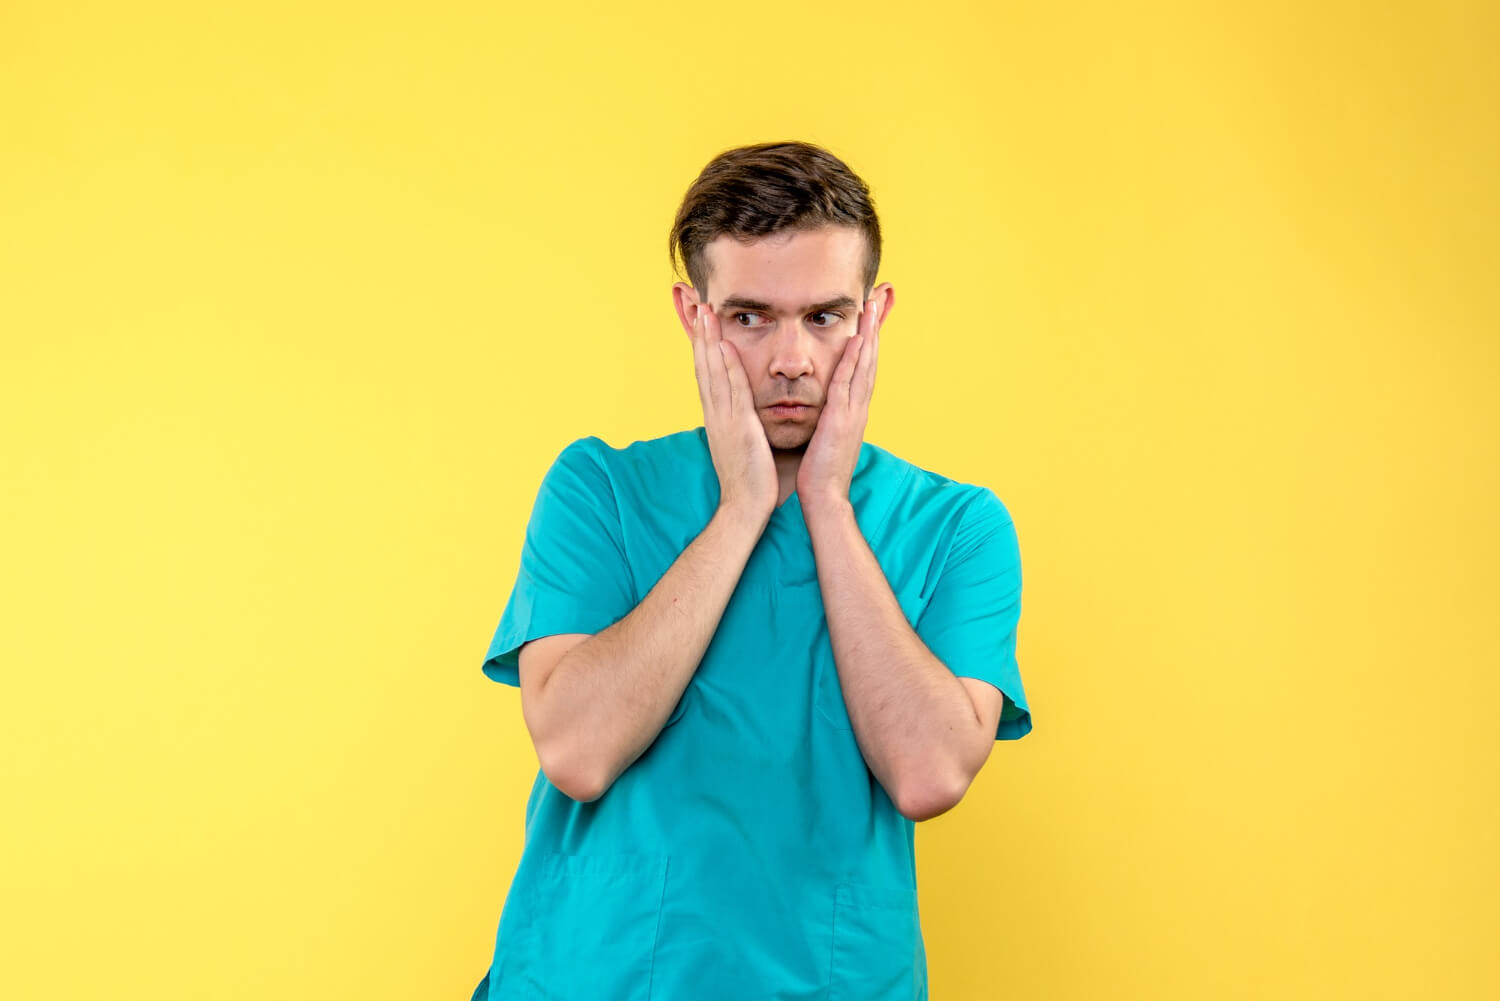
[764,402,814,418]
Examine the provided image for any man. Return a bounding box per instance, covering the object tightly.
[471,140,1031,1000]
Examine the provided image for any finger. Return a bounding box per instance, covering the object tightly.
[853,303,878,404]
[691,308,712,413]
[721,337,754,412]
[829,333,862,411]
[704,306,730,412]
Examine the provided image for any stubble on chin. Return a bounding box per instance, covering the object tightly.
[763,419,814,453]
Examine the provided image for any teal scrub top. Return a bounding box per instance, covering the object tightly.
[473,426,1031,1001]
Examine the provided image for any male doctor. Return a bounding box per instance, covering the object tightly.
[471,139,1032,1000]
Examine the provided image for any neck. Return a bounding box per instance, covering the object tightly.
[772,448,802,507]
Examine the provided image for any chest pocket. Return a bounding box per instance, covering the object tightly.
[521,852,670,1001]
[813,585,929,731]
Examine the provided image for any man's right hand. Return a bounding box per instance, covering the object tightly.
[691,304,778,522]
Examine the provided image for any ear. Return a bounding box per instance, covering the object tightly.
[867,282,894,330]
[672,282,707,339]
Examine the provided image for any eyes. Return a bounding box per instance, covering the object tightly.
[731,310,844,330]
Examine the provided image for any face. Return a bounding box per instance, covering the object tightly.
[673,224,894,451]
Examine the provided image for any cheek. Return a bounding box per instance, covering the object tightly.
[728,337,766,370]
[818,341,852,373]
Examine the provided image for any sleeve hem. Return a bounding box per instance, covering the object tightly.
[481,594,627,687]
[948,668,1033,741]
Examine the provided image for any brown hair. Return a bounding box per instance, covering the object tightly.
[668,140,882,301]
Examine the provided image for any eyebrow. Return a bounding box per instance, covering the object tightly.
[718,294,859,314]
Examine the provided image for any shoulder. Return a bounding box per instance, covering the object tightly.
[862,441,1014,529]
[540,435,612,485]
[546,428,711,516]
[557,427,706,475]
[561,423,705,471]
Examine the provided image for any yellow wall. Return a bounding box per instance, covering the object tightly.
[3,1,1496,997]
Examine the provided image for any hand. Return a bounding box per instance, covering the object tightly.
[691,303,778,522]
[797,297,880,511]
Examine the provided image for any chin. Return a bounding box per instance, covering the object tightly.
[763,420,814,452]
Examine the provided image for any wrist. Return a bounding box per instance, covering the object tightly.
[800,492,853,526]
[714,498,772,537]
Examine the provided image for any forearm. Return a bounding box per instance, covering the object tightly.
[803,497,983,819]
[538,503,767,798]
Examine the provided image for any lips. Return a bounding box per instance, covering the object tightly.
[766,401,812,419]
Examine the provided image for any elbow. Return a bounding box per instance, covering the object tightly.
[895,788,960,823]
[528,698,613,803]
[551,767,606,804]
[538,743,609,804]
[562,776,608,804]
[894,769,969,823]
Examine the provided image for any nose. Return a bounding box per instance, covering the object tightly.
[767,321,814,382]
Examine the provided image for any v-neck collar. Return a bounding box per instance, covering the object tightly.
[690,425,876,525]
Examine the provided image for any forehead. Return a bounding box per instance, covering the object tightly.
[702,224,865,307]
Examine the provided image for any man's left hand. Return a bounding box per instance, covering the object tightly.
[797,298,881,511]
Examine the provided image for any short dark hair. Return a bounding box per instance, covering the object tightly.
[668,140,882,301]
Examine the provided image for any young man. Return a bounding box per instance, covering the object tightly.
[471,141,1032,1000]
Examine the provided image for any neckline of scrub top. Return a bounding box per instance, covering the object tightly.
[773,488,801,517]
[690,425,878,523]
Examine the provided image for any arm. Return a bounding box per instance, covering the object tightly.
[803,497,999,822]
[523,502,767,802]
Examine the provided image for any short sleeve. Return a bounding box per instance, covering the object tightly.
[914,488,1032,740]
[480,437,637,687]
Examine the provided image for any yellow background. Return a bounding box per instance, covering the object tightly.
[3,1,1496,998]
